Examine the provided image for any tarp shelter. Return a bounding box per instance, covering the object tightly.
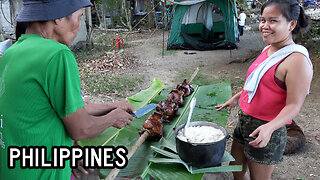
[167,0,239,50]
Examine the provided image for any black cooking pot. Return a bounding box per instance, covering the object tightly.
[174,121,228,168]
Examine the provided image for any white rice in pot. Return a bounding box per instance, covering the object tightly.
[177,125,224,143]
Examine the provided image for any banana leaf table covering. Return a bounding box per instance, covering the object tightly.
[78,78,242,179]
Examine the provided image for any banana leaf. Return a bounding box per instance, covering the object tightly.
[141,82,233,180]
[99,85,187,178]
[80,80,233,179]
[148,139,242,175]
[126,78,165,109]
[78,77,165,147]
[78,78,166,177]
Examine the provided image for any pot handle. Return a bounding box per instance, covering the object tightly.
[226,133,231,139]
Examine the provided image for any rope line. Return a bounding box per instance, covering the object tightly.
[143,10,168,47]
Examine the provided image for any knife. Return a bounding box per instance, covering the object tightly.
[131,103,157,118]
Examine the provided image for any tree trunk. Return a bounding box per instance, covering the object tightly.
[9,0,15,25]
[146,0,155,28]
[121,0,132,29]
[94,2,105,30]
[126,0,132,30]
[102,6,106,29]
[84,7,93,45]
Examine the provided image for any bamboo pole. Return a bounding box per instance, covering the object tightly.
[188,67,199,84]
[105,131,150,180]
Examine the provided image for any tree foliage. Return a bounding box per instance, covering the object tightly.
[93,0,132,29]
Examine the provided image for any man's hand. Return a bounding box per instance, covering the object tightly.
[108,108,134,129]
[72,159,94,178]
[84,100,135,116]
[113,100,136,114]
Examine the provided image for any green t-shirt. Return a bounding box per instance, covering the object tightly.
[0,34,84,179]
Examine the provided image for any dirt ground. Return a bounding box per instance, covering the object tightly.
[84,26,320,179]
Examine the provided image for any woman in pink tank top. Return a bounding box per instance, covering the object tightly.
[216,0,313,179]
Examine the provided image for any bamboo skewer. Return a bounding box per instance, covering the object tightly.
[105,68,199,180]
[105,131,150,180]
[188,67,199,84]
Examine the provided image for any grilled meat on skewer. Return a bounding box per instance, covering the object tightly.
[177,79,194,97]
[139,111,163,140]
[167,89,184,107]
[156,100,179,123]
[139,79,195,140]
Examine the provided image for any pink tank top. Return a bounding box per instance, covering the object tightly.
[239,47,291,123]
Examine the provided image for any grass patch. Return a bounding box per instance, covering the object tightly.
[231,79,245,87]
[159,50,177,56]
[176,69,245,87]
[80,70,144,97]
[75,29,140,98]
[176,69,219,86]
[93,31,116,50]
[73,46,106,62]
[74,30,125,61]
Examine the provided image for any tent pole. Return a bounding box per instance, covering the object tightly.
[167,5,170,48]
[163,23,165,58]
[162,3,165,58]
[228,0,232,58]
[166,4,171,50]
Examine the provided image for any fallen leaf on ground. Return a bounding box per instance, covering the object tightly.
[308,131,320,142]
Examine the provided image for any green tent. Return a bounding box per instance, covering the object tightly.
[167,0,239,50]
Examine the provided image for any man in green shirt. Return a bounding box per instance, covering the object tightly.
[0,0,135,179]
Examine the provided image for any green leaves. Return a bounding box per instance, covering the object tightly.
[148,139,242,176]
[141,82,237,179]
[126,78,165,109]
[79,80,236,179]
[79,78,166,177]
[78,78,165,147]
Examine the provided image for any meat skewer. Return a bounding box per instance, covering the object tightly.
[139,111,163,140]
[156,100,179,123]
[177,79,195,97]
[167,89,184,107]
[106,69,198,180]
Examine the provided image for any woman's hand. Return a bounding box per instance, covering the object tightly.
[215,91,242,113]
[249,124,274,148]
[215,97,238,113]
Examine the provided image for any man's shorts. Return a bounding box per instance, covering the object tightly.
[233,110,287,165]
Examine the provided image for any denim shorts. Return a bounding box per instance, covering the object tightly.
[233,110,287,165]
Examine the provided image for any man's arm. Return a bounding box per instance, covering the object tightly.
[62,107,134,141]
[84,100,135,116]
